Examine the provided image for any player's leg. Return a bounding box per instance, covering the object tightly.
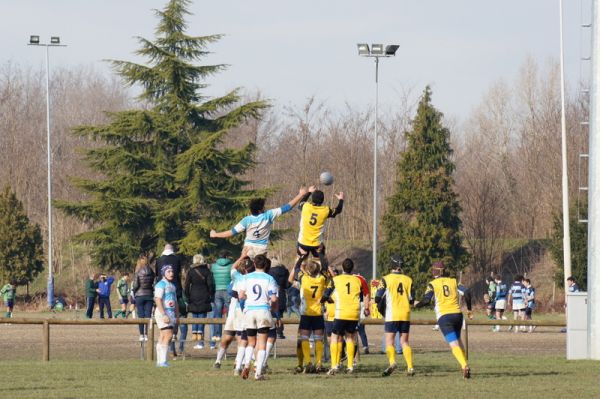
[400,323,414,375]
[234,332,247,375]
[345,329,356,372]
[242,329,257,379]
[299,327,312,370]
[215,330,234,368]
[263,328,276,370]
[382,323,397,376]
[439,314,469,378]
[254,327,270,379]
[313,328,325,370]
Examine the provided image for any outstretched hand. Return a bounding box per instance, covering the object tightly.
[335,192,344,200]
[308,185,316,193]
[299,186,308,196]
[209,229,217,238]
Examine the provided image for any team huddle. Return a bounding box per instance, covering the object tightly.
[153,185,473,380]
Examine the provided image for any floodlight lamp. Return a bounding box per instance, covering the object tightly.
[50,37,60,44]
[357,43,370,56]
[371,44,384,55]
[30,35,40,44]
[385,44,399,56]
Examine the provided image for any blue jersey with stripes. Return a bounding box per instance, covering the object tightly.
[155,279,177,317]
[495,282,508,300]
[509,281,526,307]
[231,204,292,248]
[238,271,278,312]
[525,286,536,308]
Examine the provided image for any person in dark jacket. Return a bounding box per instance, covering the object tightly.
[84,273,98,319]
[269,257,290,339]
[132,256,155,341]
[185,254,215,349]
[155,244,183,298]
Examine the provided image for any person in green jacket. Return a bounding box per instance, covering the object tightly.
[210,251,234,345]
[1,279,17,318]
[85,273,99,319]
[115,273,130,318]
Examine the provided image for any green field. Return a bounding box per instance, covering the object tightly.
[2,354,599,399]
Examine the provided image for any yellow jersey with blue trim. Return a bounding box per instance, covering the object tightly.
[298,202,334,247]
[331,274,362,321]
[298,271,328,316]
[324,299,336,322]
[426,277,463,319]
[382,273,413,322]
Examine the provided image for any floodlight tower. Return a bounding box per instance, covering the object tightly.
[357,43,399,281]
[28,35,66,309]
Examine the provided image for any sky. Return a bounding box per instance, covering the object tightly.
[0,0,591,121]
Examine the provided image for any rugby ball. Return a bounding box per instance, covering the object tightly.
[319,171,334,186]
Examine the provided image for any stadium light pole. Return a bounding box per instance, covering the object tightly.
[357,43,399,281]
[28,35,66,309]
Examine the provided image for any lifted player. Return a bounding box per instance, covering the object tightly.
[375,255,415,377]
[415,261,473,379]
[210,187,308,257]
[294,187,344,271]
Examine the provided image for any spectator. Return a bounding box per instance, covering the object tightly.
[132,256,155,341]
[97,273,115,319]
[115,272,130,318]
[567,276,580,293]
[1,279,17,318]
[269,256,290,339]
[523,278,536,333]
[185,254,215,349]
[156,244,182,298]
[287,285,301,318]
[210,250,234,345]
[84,273,98,319]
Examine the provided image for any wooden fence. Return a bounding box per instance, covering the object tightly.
[0,317,566,362]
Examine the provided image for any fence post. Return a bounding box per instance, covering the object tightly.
[42,321,50,361]
[464,318,469,360]
[147,318,155,362]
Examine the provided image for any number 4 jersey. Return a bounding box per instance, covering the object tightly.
[239,271,279,312]
[381,273,413,322]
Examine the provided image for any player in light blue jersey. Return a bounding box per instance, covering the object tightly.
[493,275,508,332]
[508,275,527,333]
[154,264,179,367]
[238,255,278,381]
[523,278,536,333]
[210,187,308,257]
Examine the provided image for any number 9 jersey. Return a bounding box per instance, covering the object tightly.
[239,271,279,312]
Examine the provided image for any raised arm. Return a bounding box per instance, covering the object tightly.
[286,186,309,210]
[210,229,235,239]
[328,192,345,218]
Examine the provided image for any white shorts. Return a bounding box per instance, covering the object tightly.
[242,309,273,330]
[224,307,244,332]
[244,244,268,259]
[155,310,175,330]
[495,299,506,311]
[512,302,526,311]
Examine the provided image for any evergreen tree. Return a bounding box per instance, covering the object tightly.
[55,0,268,270]
[0,187,44,283]
[380,87,469,295]
[549,202,587,290]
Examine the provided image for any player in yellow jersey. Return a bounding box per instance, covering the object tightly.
[321,258,368,375]
[323,268,338,365]
[374,255,415,377]
[415,261,473,379]
[294,187,344,272]
[289,260,330,373]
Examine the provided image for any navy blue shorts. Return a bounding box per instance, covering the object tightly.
[235,330,248,340]
[384,321,410,334]
[325,320,334,337]
[438,313,463,343]
[296,242,325,258]
[119,298,129,305]
[299,315,325,331]
[5,300,14,309]
[271,310,283,320]
[268,327,277,338]
[332,319,358,335]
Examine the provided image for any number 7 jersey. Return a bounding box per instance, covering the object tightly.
[298,271,328,316]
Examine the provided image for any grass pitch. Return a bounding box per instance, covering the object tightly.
[2,353,599,399]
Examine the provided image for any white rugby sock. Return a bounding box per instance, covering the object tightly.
[157,343,168,365]
[244,346,255,368]
[216,347,226,363]
[235,346,246,370]
[255,350,266,377]
[264,342,274,366]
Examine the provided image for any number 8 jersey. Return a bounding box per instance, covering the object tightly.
[424,277,466,319]
[239,271,279,312]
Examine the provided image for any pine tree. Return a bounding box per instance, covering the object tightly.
[549,202,587,290]
[380,87,469,295]
[55,0,268,270]
[0,187,44,283]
